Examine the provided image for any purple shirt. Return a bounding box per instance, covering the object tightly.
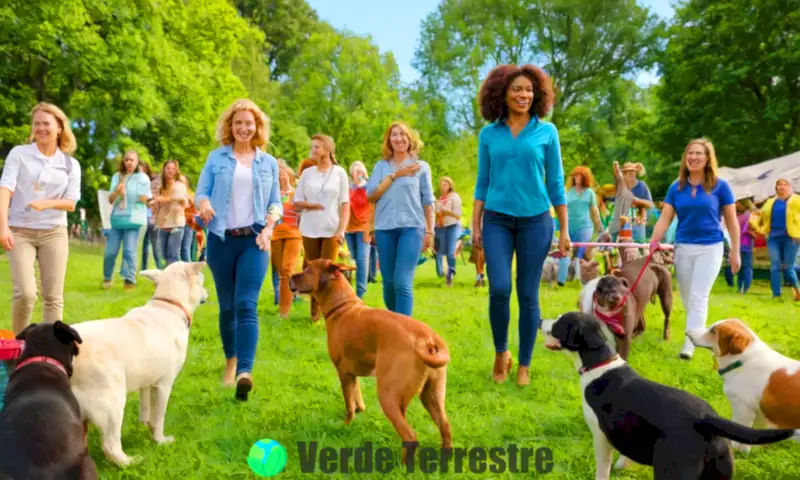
[739,211,754,251]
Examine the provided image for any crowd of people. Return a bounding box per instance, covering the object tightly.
[1,62,798,396]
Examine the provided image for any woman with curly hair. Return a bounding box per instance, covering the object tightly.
[471,64,569,386]
[195,99,282,400]
[557,166,603,285]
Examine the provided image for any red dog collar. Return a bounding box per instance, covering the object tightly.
[16,356,67,376]
[579,354,621,375]
[593,292,628,339]
[152,297,193,328]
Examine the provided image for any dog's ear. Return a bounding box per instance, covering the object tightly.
[580,319,608,350]
[579,258,588,266]
[610,268,623,277]
[139,269,163,285]
[53,321,83,345]
[15,323,38,341]
[334,263,356,273]
[186,262,206,276]
[588,260,598,267]
[317,262,340,291]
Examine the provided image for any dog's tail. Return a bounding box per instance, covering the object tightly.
[415,334,450,369]
[694,415,799,445]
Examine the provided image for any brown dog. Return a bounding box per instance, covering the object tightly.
[612,254,673,341]
[581,275,642,360]
[288,259,452,464]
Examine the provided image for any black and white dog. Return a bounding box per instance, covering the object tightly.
[540,312,800,480]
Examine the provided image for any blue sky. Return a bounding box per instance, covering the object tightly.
[306,0,676,85]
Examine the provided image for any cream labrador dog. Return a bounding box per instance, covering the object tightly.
[70,261,208,467]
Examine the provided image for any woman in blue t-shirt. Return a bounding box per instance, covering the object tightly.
[648,139,740,360]
[558,166,602,284]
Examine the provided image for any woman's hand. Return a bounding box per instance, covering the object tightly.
[0,224,14,251]
[422,231,434,252]
[728,249,741,275]
[559,230,571,256]
[28,199,49,212]
[256,227,272,252]
[334,230,345,245]
[395,164,421,178]
[362,230,372,244]
[116,183,126,195]
[472,225,482,248]
[199,201,216,224]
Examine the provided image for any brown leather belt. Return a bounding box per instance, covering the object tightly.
[226,227,255,237]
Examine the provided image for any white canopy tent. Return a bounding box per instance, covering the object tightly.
[718,150,800,202]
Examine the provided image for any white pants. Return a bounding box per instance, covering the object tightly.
[674,242,724,349]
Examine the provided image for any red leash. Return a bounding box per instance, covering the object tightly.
[593,246,662,337]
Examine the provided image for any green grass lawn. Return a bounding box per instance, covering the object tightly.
[1,243,799,479]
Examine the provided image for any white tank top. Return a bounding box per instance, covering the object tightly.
[226,162,254,230]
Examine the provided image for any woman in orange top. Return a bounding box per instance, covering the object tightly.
[271,166,303,318]
[345,161,374,298]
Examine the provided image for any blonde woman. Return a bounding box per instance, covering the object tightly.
[752,178,800,300]
[293,134,350,321]
[345,160,373,298]
[153,159,189,265]
[649,138,739,360]
[196,99,282,401]
[366,121,435,316]
[435,176,462,286]
[0,102,82,334]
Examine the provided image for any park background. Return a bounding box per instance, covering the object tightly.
[1,0,799,478]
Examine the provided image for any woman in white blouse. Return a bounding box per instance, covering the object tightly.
[292,134,350,321]
[0,102,82,334]
[435,176,462,286]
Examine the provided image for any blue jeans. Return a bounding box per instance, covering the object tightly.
[435,224,461,276]
[206,230,269,375]
[180,225,195,262]
[141,224,163,270]
[374,227,424,316]
[345,231,370,298]
[369,243,378,281]
[483,210,552,367]
[103,227,141,283]
[159,227,184,266]
[272,264,280,305]
[557,226,593,284]
[768,235,799,296]
[632,223,647,243]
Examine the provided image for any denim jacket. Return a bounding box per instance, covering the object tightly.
[195,145,283,240]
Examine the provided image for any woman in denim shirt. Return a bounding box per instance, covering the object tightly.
[195,99,282,401]
[366,121,435,316]
[471,64,569,387]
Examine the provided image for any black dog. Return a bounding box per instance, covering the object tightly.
[540,312,800,480]
[0,321,98,480]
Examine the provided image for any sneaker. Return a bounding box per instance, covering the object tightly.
[446,269,454,286]
[679,338,694,360]
[103,280,112,289]
[124,281,136,290]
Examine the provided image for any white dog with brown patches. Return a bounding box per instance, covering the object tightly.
[69,261,209,467]
[687,318,800,453]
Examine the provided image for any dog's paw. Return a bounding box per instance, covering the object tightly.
[155,435,175,445]
[344,413,355,425]
[731,441,751,455]
[614,455,631,470]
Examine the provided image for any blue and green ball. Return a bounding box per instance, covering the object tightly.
[248,439,287,477]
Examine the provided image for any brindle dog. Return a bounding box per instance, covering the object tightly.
[591,275,642,361]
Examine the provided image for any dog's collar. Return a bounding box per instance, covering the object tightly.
[152,297,193,328]
[579,354,620,375]
[16,356,67,376]
[718,360,743,376]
